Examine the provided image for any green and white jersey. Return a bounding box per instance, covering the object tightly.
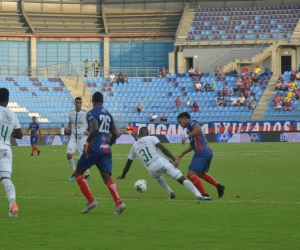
[0,106,20,146]
[69,109,88,141]
[128,136,165,168]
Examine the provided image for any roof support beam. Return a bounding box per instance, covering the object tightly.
[101,1,108,34]
[21,0,35,34]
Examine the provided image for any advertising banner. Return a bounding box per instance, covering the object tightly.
[15,136,31,146]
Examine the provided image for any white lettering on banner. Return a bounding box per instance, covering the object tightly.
[284,121,290,131]
[201,124,208,134]
[237,123,243,133]
[232,123,237,133]
[273,122,281,131]
[148,124,156,134]
[156,124,167,134]
[167,124,176,134]
[252,122,259,131]
[297,122,300,131]
[166,134,190,143]
[178,125,187,134]
[135,123,147,133]
[263,122,271,131]
[280,133,300,142]
[214,122,221,134]
[223,122,231,134]
[245,122,251,132]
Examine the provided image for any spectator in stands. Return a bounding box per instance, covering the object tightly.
[238,94,246,106]
[216,96,225,107]
[275,80,281,91]
[126,123,133,134]
[214,67,219,76]
[290,70,296,81]
[192,100,199,112]
[136,102,142,114]
[281,80,287,91]
[195,81,202,92]
[284,101,292,112]
[174,96,182,112]
[242,66,249,75]
[117,72,124,84]
[92,60,100,77]
[254,65,261,74]
[272,94,281,106]
[247,95,254,107]
[151,112,159,122]
[210,82,216,92]
[296,71,300,80]
[295,89,300,100]
[286,89,294,100]
[291,79,298,91]
[124,74,128,83]
[236,76,243,85]
[278,74,283,82]
[186,98,191,108]
[109,72,115,83]
[194,67,201,77]
[260,66,271,77]
[232,68,238,77]
[249,69,256,77]
[285,81,292,91]
[188,67,195,77]
[84,59,89,77]
[273,101,282,112]
[160,113,168,122]
[219,66,224,77]
[250,90,256,99]
[230,95,238,107]
[159,67,168,78]
[249,99,256,111]
[221,85,228,96]
[231,85,239,96]
[204,81,210,92]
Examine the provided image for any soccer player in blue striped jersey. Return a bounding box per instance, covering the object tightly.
[25,116,42,156]
[177,112,225,199]
[73,92,125,215]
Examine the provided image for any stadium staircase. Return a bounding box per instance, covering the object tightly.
[251,75,278,121]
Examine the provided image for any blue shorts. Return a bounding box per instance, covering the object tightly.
[31,136,38,145]
[77,151,112,175]
[188,149,213,173]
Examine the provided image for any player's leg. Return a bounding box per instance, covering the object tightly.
[77,139,90,180]
[33,136,40,154]
[97,153,125,215]
[186,154,211,198]
[197,151,225,198]
[30,136,35,156]
[66,140,77,181]
[0,149,18,217]
[74,153,98,213]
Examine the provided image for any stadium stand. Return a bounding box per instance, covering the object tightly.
[84,70,271,128]
[187,6,300,41]
[262,70,300,120]
[0,77,73,127]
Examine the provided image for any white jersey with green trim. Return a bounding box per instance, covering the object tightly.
[0,106,20,146]
[128,136,165,168]
[69,109,88,142]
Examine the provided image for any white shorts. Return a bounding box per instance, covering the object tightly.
[66,136,87,155]
[148,158,182,180]
[0,145,12,176]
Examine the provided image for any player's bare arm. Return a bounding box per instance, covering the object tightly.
[178,145,193,160]
[155,143,179,167]
[109,123,118,146]
[65,121,72,134]
[38,128,42,140]
[182,124,201,144]
[11,128,23,139]
[83,119,98,158]
[117,159,133,179]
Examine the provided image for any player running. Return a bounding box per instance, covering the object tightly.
[117,127,211,201]
[0,88,23,217]
[65,97,90,182]
[177,112,225,199]
[73,92,125,214]
[25,116,42,156]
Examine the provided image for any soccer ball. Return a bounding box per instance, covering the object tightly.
[220,134,228,142]
[250,134,258,142]
[134,179,148,193]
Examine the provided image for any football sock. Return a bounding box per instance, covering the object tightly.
[155,176,173,195]
[34,146,39,152]
[31,147,35,154]
[187,174,208,195]
[199,173,218,187]
[183,180,202,197]
[76,175,94,203]
[1,178,16,207]
[106,179,122,206]
[85,169,90,176]
[68,159,76,172]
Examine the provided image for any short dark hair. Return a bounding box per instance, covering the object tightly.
[75,97,82,101]
[139,127,148,134]
[0,88,9,103]
[32,116,36,118]
[177,112,191,120]
[92,92,103,103]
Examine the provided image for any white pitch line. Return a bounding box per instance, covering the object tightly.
[6,196,300,205]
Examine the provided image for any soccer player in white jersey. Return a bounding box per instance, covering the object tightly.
[65,97,90,182]
[117,127,210,201]
[0,88,23,217]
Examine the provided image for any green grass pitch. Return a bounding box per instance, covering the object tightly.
[0,142,299,250]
